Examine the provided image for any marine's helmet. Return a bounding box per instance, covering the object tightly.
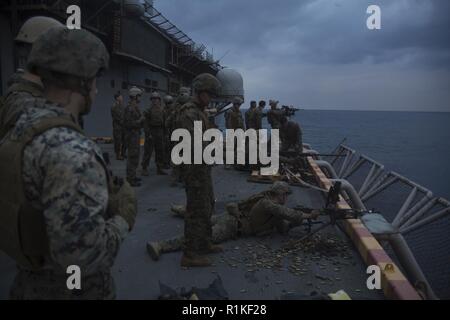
[15,16,64,44]
[192,73,221,97]
[129,86,143,98]
[269,99,279,106]
[151,92,161,100]
[233,96,243,105]
[164,95,174,104]
[270,181,292,195]
[179,86,191,96]
[27,28,109,82]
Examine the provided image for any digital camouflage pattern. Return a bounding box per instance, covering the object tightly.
[143,103,165,170]
[123,100,143,183]
[4,97,128,299]
[225,107,245,130]
[267,109,284,129]
[0,77,44,140]
[111,101,125,158]
[27,28,109,80]
[254,107,265,130]
[151,214,238,255]
[141,121,153,171]
[152,189,306,256]
[166,94,190,184]
[245,107,257,130]
[175,99,215,254]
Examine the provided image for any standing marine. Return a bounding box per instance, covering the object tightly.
[174,73,222,267]
[111,91,126,160]
[0,27,137,300]
[147,182,319,260]
[142,92,167,176]
[225,96,245,130]
[124,86,144,186]
[267,99,283,129]
[166,87,191,186]
[255,100,267,130]
[245,100,258,130]
[0,16,64,140]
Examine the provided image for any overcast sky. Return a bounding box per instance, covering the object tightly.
[155,0,450,112]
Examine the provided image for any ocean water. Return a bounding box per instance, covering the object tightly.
[216,109,450,199]
[292,110,450,200]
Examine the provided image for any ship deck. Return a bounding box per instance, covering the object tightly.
[0,143,385,300]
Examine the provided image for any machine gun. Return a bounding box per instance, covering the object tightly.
[295,181,372,241]
[280,150,347,159]
[281,105,300,117]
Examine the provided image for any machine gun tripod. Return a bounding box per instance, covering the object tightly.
[295,181,374,241]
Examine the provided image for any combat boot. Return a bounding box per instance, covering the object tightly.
[141,167,149,176]
[204,243,223,254]
[180,253,212,267]
[146,242,161,261]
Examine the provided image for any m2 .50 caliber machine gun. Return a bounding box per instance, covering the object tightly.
[295,182,374,241]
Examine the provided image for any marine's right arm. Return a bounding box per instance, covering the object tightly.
[23,128,129,274]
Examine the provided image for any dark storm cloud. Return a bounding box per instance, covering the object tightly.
[156,0,450,111]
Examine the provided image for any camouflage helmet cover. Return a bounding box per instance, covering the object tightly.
[15,16,64,44]
[164,95,174,103]
[270,181,292,195]
[27,28,109,80]
[269,99,279,106]
[179,86,191,95]
[192,73,221,96]
[151,91,161,100]
[233,96,244,105]
[129,86,143,97]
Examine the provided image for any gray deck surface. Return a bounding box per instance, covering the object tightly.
[0,144,384,300]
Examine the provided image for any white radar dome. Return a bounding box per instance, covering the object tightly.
[124,0,145,16]
[216,68,244,100]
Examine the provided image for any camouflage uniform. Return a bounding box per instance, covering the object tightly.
[175,99,215,254]
[166,94,190,185]
[5,98,129,300]
[123,100,143,183]
[141,118,153,171]
[245,107,257,130]
[254,107,265,130]
[267,109,283,129]
[225,107,245,130]
[142,101,165,171]
[0,77,44,140]
[280,120,303,153]
[149,187,306,256]
[111,101,125,158]
[0,22,132,301]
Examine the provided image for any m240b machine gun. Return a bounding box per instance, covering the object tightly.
[296,181,375,241]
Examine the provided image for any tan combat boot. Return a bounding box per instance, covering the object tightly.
[180,252,212,267]
[170,204,186,218]
[205,243,223,254]
[146,242,161,261]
